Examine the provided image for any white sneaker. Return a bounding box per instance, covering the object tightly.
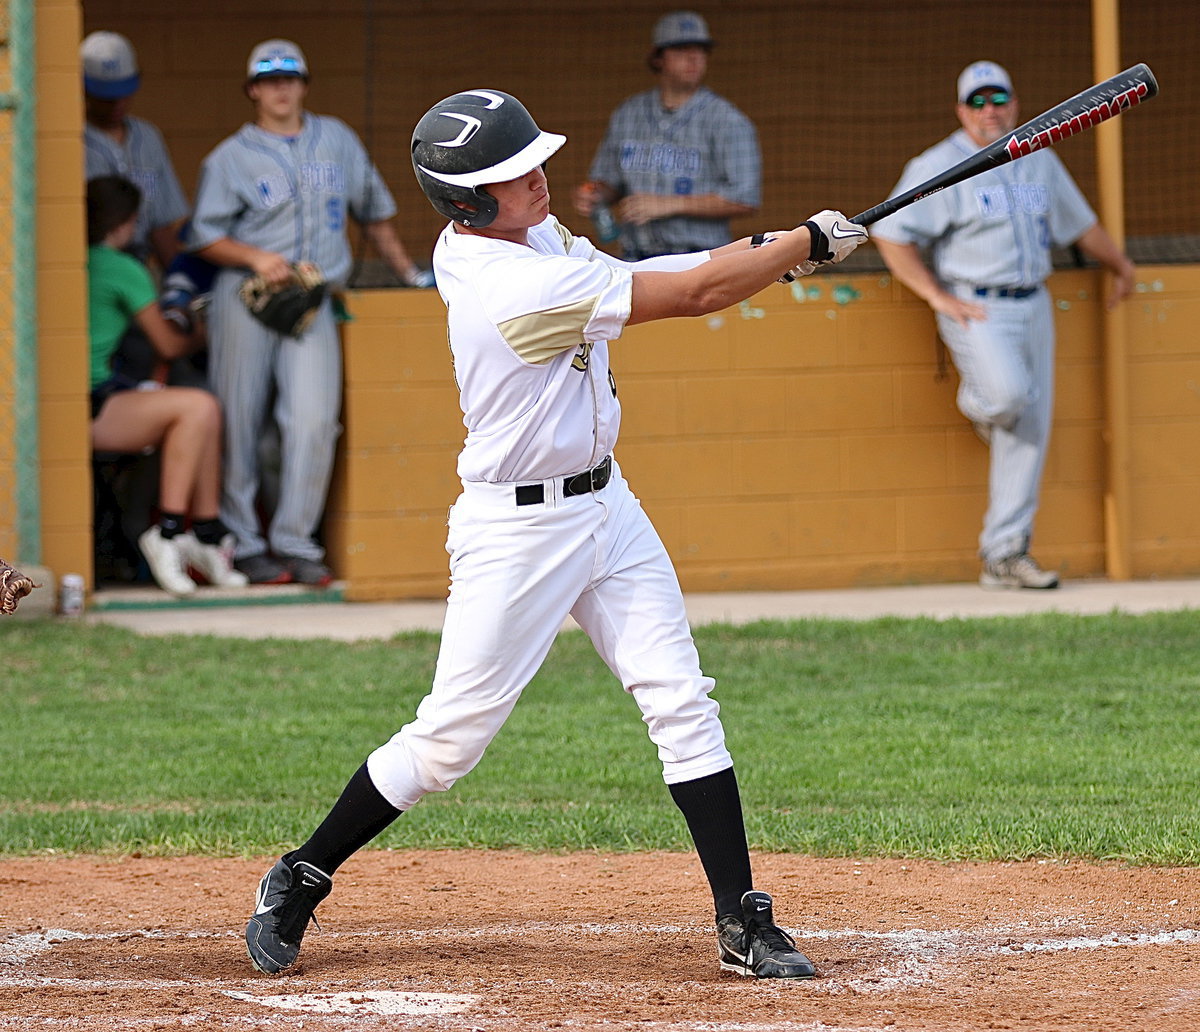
[138,526,197,596]
[180,532,249,588]
[980,553,1059,590]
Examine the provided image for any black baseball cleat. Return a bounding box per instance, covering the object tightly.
[716,890,817,979]
[245,858,332,973]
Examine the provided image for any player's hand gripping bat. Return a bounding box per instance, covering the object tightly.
[850,64,1159,228]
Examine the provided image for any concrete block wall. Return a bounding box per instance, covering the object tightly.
[328,266,1200,601]
[25,0,92,584]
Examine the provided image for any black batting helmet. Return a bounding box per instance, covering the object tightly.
[412,89,566,228]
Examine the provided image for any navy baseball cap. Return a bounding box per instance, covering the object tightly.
[81,31,141,100]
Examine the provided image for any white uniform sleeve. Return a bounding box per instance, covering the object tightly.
[189,151,244,250]
[871,152,953,246]
[336,120,398,224]
[1046,154,1098,246]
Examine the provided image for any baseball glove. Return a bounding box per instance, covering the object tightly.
[0,558,37,615]
[238,262,328,338]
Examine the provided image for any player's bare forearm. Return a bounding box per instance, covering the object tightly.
[875,238,984,327]
[1074,223,1136,308]
[628,225,813,324]
[196,238,292,285]
[364,219,421,282]
[134,302,203,361]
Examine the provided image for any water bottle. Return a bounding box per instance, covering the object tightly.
[59,573,85,617]
[587,182,620,243]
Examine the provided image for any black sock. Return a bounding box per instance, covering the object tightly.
[192,518,230,546]
[158,512,187,539]
[288,763,403,875]
[668,767,753,919]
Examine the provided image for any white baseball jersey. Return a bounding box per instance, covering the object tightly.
[872,128,1096,286]
[434,216,640,483]
[85,116,189,259]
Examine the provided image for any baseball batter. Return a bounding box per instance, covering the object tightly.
[82,32,190,268]
[572,11,760,259]
[873,61,1135,589]
[189,39,427,586]
[243,88,867,980]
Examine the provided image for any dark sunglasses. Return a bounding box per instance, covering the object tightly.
[967,91,1010,108]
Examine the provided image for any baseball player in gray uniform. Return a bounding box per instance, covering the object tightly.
[243,88,867,980]
[572,10,760,259]
[189,39,429,586]
[873,61,1135,590]
[82,32,190,269]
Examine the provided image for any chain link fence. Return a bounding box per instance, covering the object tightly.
[0,0,37,565]
[0,3,19,557]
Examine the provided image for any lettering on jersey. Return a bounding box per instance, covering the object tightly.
[299,162,346,195]
[975,185,1012,217]
[572,342,593,372]
[256,174,295,208]
[619,141,702,177]
[975,182,1050,218]
[327,197,345,232]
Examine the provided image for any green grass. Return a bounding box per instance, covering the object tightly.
[4,612,1199,863]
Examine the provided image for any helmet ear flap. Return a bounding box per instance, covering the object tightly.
[412,161,500,227]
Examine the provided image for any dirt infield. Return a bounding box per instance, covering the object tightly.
[1,850,1197,1031]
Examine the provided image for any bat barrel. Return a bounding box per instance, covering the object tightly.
[849,63,1158,229]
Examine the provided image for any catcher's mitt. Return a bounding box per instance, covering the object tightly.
[0,558,37,616]
[238,262,328,338]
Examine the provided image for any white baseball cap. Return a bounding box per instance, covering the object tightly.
[652,10,714,51]
[81,31,140,100]
[246,39,309,82]
[957,61,1013,104]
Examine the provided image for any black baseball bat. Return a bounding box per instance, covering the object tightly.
[851,63,1159,227]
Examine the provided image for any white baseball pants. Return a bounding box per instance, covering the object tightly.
[938,286,1055,562]
[367,464,733,811]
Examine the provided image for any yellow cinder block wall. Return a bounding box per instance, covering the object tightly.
[328,266,1200,601]
[37,0,92,586]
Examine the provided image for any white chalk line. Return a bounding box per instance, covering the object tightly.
[220,988,478,1016]
[3,919,1197,1012]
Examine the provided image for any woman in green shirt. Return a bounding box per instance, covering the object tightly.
[88,175,247,597]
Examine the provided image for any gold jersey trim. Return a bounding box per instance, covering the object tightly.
[499,294,603,364]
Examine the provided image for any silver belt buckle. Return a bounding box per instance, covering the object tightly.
[590,456,610,492]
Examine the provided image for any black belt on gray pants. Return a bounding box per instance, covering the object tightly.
[515,455,612,506]
[973,285,1039,299]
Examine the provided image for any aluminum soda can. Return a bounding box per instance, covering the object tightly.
[60,573,85,617]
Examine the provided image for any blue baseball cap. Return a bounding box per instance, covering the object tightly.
[81,31,141,100]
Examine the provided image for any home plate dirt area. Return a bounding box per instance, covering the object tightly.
[1,851,1197,1032]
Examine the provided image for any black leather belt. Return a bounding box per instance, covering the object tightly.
[515,455,612,506]
[973,286,1039,299]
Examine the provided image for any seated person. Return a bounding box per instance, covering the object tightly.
[87,175,248,597]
